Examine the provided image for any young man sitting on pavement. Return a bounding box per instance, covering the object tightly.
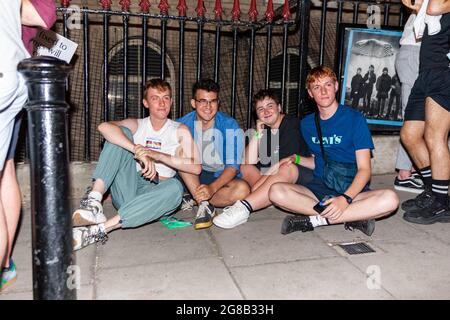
[71,79,201,251]
[177,79,250,230]
[269,66,399,236]
[212,89,314,229]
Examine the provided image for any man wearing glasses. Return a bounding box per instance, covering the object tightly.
[177,79,250,230]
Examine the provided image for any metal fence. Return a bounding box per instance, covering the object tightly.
[16,0,405,162]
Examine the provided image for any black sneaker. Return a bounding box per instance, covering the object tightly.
[403,197,450,225]
[281,215,314,235]
[344,220,375,236]
[180,193,196,211]
[394,176,424,194]
[193,202,216,230]
[401,187,434,212]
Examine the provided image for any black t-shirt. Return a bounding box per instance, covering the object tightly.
[257,114,310,168]
[420,13,450,71]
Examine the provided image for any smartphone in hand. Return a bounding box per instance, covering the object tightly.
[313,195,333,214]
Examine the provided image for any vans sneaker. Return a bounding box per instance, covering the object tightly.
[394,176,424,194]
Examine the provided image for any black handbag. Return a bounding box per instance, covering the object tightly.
[314,112,357,194]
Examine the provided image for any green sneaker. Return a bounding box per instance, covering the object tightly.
[0,259,17,292]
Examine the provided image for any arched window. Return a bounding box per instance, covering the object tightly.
[269,48,316,116]
[108,37,175,120]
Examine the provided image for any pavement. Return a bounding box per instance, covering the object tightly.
[1,174,450,300]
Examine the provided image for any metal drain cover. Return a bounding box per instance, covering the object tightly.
[338,242,376,255]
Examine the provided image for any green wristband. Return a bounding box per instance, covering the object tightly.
[254,131,263,140]
[294,154,301,165]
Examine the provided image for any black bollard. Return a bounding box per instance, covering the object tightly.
[18,56,75,300]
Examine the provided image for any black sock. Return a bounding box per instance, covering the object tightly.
[419,166,432,188]
[431,179,449,206]
[240,200,253,213]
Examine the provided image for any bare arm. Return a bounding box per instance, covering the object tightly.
[97,118,139,153]
[427,0,450,14]
[243,120,265,165]
[135,125,201,175]
[209,167,238,195]
[343,149,372,200]
[320,149,372,221]
[21,0,47,27]
[402,0,424,11]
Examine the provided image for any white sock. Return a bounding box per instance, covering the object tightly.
[309,215,329,227]
[88,191,102,202]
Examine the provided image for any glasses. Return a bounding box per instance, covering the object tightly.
[195,98,219,107]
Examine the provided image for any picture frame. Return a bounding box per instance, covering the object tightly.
[336,24,404,133]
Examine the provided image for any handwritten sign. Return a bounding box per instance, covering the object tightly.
[33,29,78,63]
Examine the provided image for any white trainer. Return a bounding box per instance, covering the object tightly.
[72,197,106,227]
[73,223,108,251]
[213,201,250,229]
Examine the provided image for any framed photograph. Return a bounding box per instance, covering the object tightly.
[336,24,403,132]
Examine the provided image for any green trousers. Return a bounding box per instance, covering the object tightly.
[92,127,183,228]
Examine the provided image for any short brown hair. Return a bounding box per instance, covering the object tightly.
[253,89,280,110]
[143,78,172,98]
[306,66,338,89]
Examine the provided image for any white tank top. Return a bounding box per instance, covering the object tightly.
[133,117,181,178]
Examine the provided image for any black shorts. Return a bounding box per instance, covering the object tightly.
[404,67,450,121]
[256,162,314,185]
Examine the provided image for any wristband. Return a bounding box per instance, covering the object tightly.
[254,131,263,140]
[294,154,301,165]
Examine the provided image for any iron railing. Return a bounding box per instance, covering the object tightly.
[17,0,405,162]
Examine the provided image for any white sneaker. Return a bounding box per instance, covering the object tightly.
[72,197,106,226]
[213,201,250,229]
[73,223,108,251]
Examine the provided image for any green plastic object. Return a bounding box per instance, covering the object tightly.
[159,216,192,229]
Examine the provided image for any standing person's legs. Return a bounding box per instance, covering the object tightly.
[0,74,27,271]
[394,45,422,191]
[2,114,23,270]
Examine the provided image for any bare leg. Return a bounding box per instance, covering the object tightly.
[178,172,200,197]
[209,179,250,207]
[424,97,450,181]
[0,170,7,267]
[269,183,399,223]
[400,121,430,169]
[398,169,412,180]
[0,160,21,267]
[245,163,299,211]
[104,215,121,233]
[240,164,262,188]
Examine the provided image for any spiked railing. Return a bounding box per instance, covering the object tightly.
[231,0,241,22]
[139,0,151,13]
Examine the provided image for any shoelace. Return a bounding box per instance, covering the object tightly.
[196,202,211,219]
[79,198,98,212]
[181,197,195,211]
[82,227,108,246]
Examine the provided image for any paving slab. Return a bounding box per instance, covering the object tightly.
[347,238,450,299]
[210,219,339,268]
[230,257,393,299]
[97,222,217,269]
[96,257,243,300]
